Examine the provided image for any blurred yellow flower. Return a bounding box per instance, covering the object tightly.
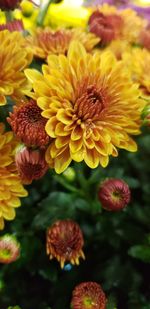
[123,48,150,96]
[26,27,100,59]
[105,39,132,60]
[25,41,145,174]
[0,30,33,106]
[20,0,34,17]
[44,1,90,28]
[0,11,5,24]
[0,167,27,230]
[120,8,147,44]
[95,3,118,15]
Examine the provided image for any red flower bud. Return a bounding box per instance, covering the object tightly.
[15,147,48,184]
[71,281,106,309]
[98,178,131,211]
[88,10,123,44]
[0,234,20,264]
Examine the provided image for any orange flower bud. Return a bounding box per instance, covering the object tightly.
[46,219,85,269]
[8,100,50,149]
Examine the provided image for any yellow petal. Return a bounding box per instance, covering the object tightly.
[71,147,85,162]
[7,197,21,208]
[71,125,83,141]
[84,137,95,149]
[2,206,16,220]
[0,95,6,106]
[68,41,87,67]
[84,148,99,169]
[69,138,83,153]
[55,123,70,136]
[37,97,51,110]
[54,147,72,174]
[99,155,109,168]
[57,109,73,124]
[94,140,110,156]
[25,69,42,83]
[0,217,4,230]
[55,136,70,149]
[45,117,57,138]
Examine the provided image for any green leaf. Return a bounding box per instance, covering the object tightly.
[106,295,117,309]
[32,191,78,229]
[128,245,150,263]
[39,266,58,282]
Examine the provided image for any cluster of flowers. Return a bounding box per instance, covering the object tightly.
[0,0,149,308]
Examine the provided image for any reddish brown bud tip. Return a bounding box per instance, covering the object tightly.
[0,0,21,10]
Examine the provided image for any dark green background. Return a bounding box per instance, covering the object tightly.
[0,129,150,309]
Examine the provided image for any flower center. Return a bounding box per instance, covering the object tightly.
[25,105,42,123]
[74,85,105,122]
[0,248,11,259]
[25,163,43,176]
[112,190,122,202]
[83,296,97,308]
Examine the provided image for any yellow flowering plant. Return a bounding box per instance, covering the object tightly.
[0,0,149,308]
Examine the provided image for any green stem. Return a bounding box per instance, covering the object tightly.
[54,175,84,196]
[37,0,54,27]
[74,163,88,191]
[5,11,13,22]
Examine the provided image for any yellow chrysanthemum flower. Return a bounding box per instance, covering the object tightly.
[105,39,132,60]
[0,122,28,229]
[25,27,100,60]
[0,167,27,230]
[25,41,146,174]
[0,123,14,168]
[120,8,147,44]
[72,28,100,52]
[123,48,150,96]
[0,30,33,106]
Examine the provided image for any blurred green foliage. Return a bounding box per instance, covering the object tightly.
[7,307,21,309]
[0,129,150,309]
